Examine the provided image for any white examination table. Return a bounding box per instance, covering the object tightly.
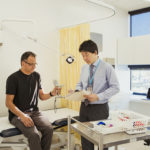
[0,108,79,150]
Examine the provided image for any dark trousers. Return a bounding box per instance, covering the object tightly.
[11,111,53,150]
[79,102,109,150]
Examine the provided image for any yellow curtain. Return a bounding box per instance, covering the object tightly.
[59,24,90,111]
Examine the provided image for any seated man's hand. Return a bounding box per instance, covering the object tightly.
[20,114,34,127]
[51,87,61,96]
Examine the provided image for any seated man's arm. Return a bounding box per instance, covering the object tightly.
[39,89,51,100]
[6,94,34,127]
[39,87,61,100]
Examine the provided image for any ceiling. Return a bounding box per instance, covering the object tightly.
[103,0,150,11]
[0,0,149,29]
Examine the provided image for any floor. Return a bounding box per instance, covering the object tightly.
[109,141,150,150]
[0,141,150,150]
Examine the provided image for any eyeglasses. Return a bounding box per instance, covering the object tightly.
[24,60,37,66]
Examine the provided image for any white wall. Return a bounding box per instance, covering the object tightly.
[90,8,131,107]
[0,0,61,116]
[117,34,150,65]
[0,0,129,116]
[90,7,150,116]
[90,8,129,58]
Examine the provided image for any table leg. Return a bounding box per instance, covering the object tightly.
[68,116,71,150]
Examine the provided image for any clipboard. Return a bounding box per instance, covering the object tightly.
[65,90,90,101]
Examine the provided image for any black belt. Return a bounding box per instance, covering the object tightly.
[82,101,108,106]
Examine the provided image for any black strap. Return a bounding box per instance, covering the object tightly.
[144,139,150,146]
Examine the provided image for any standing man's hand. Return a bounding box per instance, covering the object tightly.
[68,89,74,94]
[83,94,99,102]
[20,114,34,127]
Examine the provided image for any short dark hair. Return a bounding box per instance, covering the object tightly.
[21,51,36,64]
[79,40,98,54]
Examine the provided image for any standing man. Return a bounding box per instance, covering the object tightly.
[6,51,61,150]
[76,40,120,150]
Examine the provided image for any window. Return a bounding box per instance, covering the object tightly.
[129,66,150,94]
[129,7,150,94]
[129,7,150,37]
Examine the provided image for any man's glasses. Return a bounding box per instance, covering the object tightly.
[24,60,37,66]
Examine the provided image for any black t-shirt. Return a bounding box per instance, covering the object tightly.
[6,70,42,121]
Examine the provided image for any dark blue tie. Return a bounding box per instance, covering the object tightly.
[89,64,94,86]
[85,64,94,106]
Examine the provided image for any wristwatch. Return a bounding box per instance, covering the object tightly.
[50,92,54,97]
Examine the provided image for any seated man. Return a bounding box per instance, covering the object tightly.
[5,51,61,150]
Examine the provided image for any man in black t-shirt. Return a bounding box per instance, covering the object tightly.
[6,51,61,150]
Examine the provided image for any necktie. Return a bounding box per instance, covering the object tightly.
[85,64,94,106]
[90,64,94,85]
